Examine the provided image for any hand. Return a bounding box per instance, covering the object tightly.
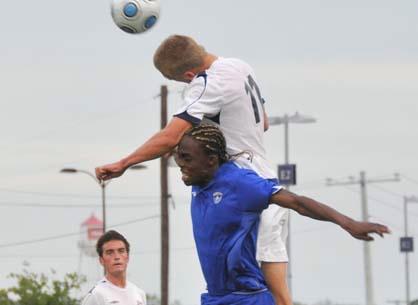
[344,220,390,241]
[95,161,127,181]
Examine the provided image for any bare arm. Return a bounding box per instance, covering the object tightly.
[271,189,390,241]
[262,104,269,131]
[120,117,192,167]
[95,117,192,181]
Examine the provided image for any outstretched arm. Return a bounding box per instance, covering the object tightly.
[271,189,390,241]
[95,117,192,181]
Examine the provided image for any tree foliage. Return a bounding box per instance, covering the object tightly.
[146,294,182,305]
[0,268,85,305]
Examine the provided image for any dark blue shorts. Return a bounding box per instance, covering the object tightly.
[201,290,275,305]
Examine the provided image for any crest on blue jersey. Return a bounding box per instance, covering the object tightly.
[213,192,223,204]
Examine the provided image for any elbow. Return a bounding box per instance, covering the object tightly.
[165,134,181,149]
[292,194,307,215]
[160,130,182,150]
[264,120,269,132]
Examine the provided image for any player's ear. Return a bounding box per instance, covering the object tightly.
[208,154,219,167]
[99,256,104,266]
[183,71,196,82]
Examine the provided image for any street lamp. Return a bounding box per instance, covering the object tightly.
[60,168,109,234]
[60,165,147,233]
[268,111,317,293]
[403,195,418,305]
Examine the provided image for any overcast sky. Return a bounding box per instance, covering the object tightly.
[1,1,418,305]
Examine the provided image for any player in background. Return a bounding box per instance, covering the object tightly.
[174,124,389,305]
[82,230,146,305]
[97,34,291,304]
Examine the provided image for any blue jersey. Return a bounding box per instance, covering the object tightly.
[191,162,281,296]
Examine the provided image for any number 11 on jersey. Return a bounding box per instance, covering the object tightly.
[245,74,263,124]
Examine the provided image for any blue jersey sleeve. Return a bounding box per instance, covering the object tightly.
[234,170,281,213]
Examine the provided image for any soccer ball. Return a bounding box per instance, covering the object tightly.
[110,0,160,34]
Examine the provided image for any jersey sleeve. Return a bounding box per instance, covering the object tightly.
[174,73,223,125]
[234,170,282,212]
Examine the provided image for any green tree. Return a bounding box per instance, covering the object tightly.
[0,268,85,305]
[146,294,182,305]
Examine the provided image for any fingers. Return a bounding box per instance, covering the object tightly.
[95,167,105,180]
[365,235,374,241]
[375,223,390,233]
[95,167,112,181]
[352,222,390,241]
[372,223,391,237]
[353,233,373,241]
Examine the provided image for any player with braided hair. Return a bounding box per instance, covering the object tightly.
[175,125,389,305]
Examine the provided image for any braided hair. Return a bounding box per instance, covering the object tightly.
[183,124,253,164]
[184,124,229,164]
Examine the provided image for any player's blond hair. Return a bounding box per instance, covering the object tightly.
[153,35,207,80]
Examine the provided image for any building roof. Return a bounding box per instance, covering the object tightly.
[82,214,103,226]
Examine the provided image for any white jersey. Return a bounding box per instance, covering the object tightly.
[81,278,146,305]
[174,57,276,179]
[175,57,289,262]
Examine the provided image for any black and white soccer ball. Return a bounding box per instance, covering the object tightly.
[110,0,160,34]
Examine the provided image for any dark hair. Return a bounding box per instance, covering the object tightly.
[96,230,130,257]
[184,124,229,164]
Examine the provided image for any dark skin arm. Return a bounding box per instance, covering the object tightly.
[271,189,390,241]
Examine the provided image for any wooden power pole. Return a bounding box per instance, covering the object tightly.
[160,85,169,305]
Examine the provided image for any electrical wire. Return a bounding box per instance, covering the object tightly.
[0,187,159,200]
[0,214,160,249]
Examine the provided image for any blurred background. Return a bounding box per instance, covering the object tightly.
[0,1,417,305]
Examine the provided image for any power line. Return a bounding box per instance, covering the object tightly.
[0,214,160,249]
[0,246,197,259]
[16,94,158,144]
[0,226,344,259]
[341,185,418,219]
[0,201,159,208]
[0,196,188,209]
[0,187,159,200]
[400,174,418,186]
[368,184,405,198]
[368,215,416,236]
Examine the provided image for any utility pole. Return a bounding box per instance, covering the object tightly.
[160,85,169,305]
[269,112,317,292]
[327,171,400,305]
[402,195,418,305]
[283,115,292,292]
